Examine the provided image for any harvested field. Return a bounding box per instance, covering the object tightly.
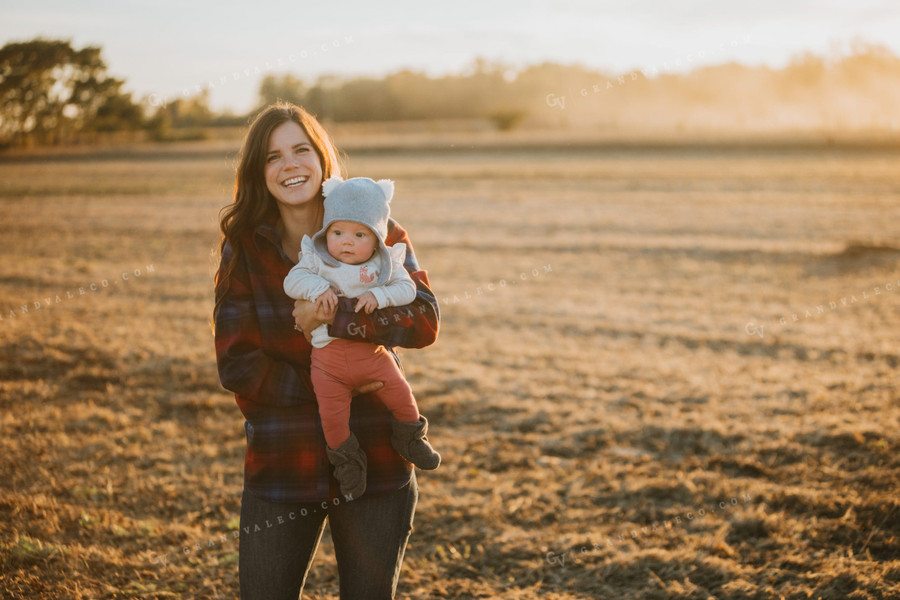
[1,138,898,599]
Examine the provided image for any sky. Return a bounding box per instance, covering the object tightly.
[2,0,899,113]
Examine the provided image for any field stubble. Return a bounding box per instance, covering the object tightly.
[0,140,898,599]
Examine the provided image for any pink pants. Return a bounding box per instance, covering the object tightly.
[311,338,420,449]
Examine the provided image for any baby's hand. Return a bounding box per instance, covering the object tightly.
[315,288,339,314]
[354,291,378,314]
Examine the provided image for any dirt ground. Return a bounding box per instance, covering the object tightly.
[0,137,898,599]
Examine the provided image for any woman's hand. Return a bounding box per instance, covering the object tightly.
[293,299,336,342]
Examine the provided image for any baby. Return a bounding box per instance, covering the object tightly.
[284,176,440,500]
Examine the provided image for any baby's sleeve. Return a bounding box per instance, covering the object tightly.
[283,235,332,301]
[370,243,417,308]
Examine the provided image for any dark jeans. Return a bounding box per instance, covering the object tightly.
[239,473,417,600]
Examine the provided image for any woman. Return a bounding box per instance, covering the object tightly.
[214,102,439,599]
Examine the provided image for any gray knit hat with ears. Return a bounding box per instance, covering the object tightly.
[310,175,396,285]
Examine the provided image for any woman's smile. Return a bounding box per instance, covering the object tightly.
[282,175,309,188]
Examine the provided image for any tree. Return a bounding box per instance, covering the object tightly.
[0,38,140,146]
[146,91,214,141]
[92,91,144,133]
[257,73,306,109]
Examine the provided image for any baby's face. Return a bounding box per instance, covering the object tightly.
[325,220,377,265]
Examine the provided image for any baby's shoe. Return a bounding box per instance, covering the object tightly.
[391,416,441,470]
[326,433,367,500]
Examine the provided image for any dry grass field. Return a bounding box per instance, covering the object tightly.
[0,135,898,599]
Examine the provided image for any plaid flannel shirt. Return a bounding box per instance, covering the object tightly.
[214,216,439,503]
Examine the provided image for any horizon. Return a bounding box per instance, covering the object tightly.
[1,1,899,113]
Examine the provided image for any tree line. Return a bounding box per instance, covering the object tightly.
[2,38,900,147]
[0,39,547,147]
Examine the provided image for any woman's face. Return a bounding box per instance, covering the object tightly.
[264,120,323,210]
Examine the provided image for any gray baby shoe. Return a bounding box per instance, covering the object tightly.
[391,416,441,470]
[326,432,368,500]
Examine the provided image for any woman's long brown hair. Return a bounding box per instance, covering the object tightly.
[214,103,342,321]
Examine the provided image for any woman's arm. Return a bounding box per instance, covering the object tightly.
[328,219,439,349]
[215,242,316,407]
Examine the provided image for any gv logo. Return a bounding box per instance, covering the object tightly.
[347,322,368,337]
[744,322,764,338]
